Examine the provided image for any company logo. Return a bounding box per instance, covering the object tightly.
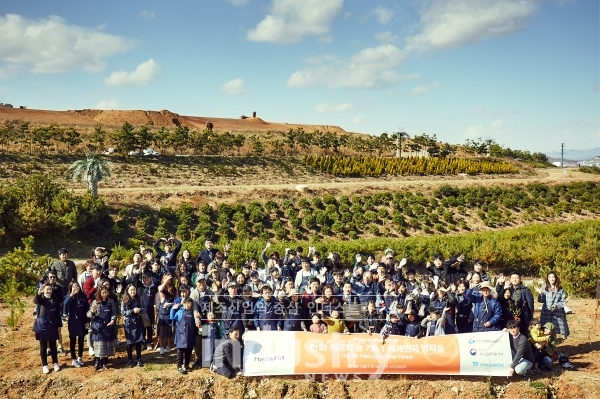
[262,343,276,354]
[468,339,475,344]
[469,348,477,356]
[472,362,479,366]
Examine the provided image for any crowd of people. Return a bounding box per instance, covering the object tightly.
[33,237,573,378]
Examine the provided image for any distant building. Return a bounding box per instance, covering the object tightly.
[0,103,13,108]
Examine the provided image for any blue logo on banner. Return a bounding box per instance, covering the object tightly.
[468,339,475,344]
[470,348,477,356]
[472,362,479,367]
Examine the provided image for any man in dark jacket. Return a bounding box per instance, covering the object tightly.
[196,239,230,267]
[51,248,77,298]
[508,271,534,336]
[153,236,182,272]
[505,319,534,377]
[213,327,242,378]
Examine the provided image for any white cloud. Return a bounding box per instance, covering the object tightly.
[139,10,155,20]
[374,6,394,24]
[287,45,418,89]
[375,31,399,43]
[95,99,119,110]
[0,13,135,76]
[221,78,252,96]
[404,0,537,55]
[246,0,344,44]
[104,59,162,87]
[410,82,439,95]
[464,125,485,138]
[490,120,504,129]
[351,115,363,124]
[315,103,353,113]
[226,0,250,5]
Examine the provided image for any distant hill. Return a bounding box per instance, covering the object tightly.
[546,147,600,161]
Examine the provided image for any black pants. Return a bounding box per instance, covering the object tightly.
[40,341,58,366]
[176,348,193,367]
[144,326,154,345]
[127,342,143,361]
[70,336,85,359]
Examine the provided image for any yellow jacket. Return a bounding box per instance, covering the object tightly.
[528,327,547,344]
[323,316,349,333]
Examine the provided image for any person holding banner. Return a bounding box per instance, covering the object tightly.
[470,281,502,332]
[505,319,534,378]
[359,301,385,334]
[213,327,242,379]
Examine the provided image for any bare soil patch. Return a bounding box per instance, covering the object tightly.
[0,298,598,399]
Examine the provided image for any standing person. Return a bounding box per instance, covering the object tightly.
[498,272,534,336]
[220,282,245,345]
[62,281,89,368]
[83,264,104,356]
[77,260,95,291]
[281,289,307,332]
[45,270,66,355]
[505,320,535,378]
[213,327,242,379]
[34,284,62,374]
[178,249,197,281]
[137,273,158,351]
[153,236,182,273]
[170,298,197,374]
[472,260,491,282]
[253,286,283,332]
[121,285,146,367]
[535,271,570,340]
[51,248,77,298]
[156,273,176,354]
[88,287,117,370]
[197,239,230,266]
[453,279,473,333]
[470,281,502,332]
[359,301,384,334]
[91,246,111,273]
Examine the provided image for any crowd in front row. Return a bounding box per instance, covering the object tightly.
[33,237,573,378]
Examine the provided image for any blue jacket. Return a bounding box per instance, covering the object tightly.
[63,292,89,337]
[171,307,196,349]
[253,297,283,331]
[220,294,245,336]
[352,281,381,305]
[470,294,502,332]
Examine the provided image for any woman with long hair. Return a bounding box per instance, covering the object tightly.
[88,287,117,370]
[62,280,89,367]
[121,284,145,367]
[534,271,570,340]
[156,273,176,354]
[34,283,63,374]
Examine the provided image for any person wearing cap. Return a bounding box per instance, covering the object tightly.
[51,248,77,298]
[294,257,325,292]
[470,281,502,332]
[282,289,307,331]
[219,282,244,345]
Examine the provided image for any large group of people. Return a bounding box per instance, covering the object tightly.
[34,237,572,378]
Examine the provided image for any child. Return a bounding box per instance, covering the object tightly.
[528,319,547,374]
[309,313,328,334]
[170,298,196,374]
[404,309,420,338]
[380,312,403,345]
[204,312,221,371]
[539,323,557,372]
[319,309,350,334]
[421,309,447,337]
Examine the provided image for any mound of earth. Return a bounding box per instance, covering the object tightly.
[65,109,190,128]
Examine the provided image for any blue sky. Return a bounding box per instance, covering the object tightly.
[0,0,598,154]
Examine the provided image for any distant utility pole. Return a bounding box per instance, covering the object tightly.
[560,143,565,168]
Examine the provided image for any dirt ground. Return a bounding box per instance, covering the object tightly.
[0,298,598,399]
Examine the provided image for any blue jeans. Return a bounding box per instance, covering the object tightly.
[514,358,533,375]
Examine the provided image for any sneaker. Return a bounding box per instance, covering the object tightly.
[76,358,84,366]
[178,367,187,375]
[159,347,164,355]
[88,347,95,357]
[42,365,50,374]
[165,346,171,353]
[53,363,61,372]
[209,363,217,373]
[137,359,144,367]
[102,361,108,370]
[147,344,153,351]
[58,348,67,355]
[127,360,135,368]
[72,359,81,368]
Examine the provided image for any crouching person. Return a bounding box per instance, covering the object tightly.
[213,327,242,379]
[505,319,535,378]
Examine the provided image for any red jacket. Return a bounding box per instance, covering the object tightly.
[83,275,97,304]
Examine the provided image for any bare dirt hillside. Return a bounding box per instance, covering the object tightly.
[0,107,348,133]
[0,298,597,399]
